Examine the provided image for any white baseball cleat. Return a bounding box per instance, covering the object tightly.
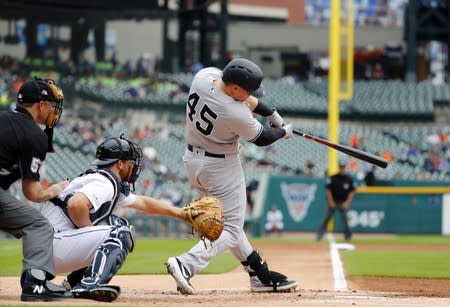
[165,257,195,295]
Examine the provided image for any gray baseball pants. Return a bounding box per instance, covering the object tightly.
[178,149,253,276]
[0,188,55,278]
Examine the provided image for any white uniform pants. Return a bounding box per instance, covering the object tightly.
[179,149,253,276]
[53,226,112,273]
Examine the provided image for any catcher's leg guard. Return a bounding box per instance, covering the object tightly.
[241,251,297,292]
[83,224,134,285]
[72,225,133,301]
[62,267,87,290]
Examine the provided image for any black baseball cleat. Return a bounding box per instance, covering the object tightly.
[72,283,121,302]
[21,269,73,302]
[250,275,298,292]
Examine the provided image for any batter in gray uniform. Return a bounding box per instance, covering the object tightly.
[166,58,297,294]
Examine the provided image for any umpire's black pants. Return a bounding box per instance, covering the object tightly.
[0,188,55,278]
[317,203,352,240]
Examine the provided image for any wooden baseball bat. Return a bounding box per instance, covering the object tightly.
[293,129,388,168]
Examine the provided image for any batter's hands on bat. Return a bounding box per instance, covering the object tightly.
[282,123,293,139]
[268,109,285,128]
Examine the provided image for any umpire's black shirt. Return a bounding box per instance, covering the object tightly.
[0,107,48,189]
[325,173,355,203]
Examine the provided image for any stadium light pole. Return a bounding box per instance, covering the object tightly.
[219,0,228,68]
[405,0,417,82]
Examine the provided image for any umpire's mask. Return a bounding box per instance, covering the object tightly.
[17,77,64,128]
[17,77,64,152]
[93,135,143,191]
[44,79,64,128]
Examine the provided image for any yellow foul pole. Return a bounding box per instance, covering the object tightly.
[327,0,341,176]
[340,0,354,100]
[327,0,354,233]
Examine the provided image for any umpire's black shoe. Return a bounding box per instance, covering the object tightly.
[21,269,73,302]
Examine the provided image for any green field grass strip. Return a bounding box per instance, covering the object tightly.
[122,238,239,274]
[0,238,240,276]
[351,235,450,245]
[0,237,310,276]
[341,250,450,279]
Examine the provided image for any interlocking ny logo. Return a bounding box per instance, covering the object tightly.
[33,284,44,294]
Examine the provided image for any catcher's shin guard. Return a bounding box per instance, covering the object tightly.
[241,251,297,292]
[62,267,88,290]
[81,225,134,286]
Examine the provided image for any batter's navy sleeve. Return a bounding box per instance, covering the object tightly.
[251,126,285,146]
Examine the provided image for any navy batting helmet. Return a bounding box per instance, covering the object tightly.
[222,58,264,97]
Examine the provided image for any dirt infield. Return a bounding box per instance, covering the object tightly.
[1,240,450,306]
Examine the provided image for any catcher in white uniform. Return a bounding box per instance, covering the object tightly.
[166,58,298,293]
[37,135,202,302]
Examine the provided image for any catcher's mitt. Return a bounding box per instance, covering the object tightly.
[183,196,224,243]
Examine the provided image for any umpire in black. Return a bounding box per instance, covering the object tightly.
[0,78,72,301]
[317,162,355,241]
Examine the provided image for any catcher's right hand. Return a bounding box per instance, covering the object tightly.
[182,196,224,243]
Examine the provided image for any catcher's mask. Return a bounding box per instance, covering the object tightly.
[17,77,64,128]
[93,135,143,190]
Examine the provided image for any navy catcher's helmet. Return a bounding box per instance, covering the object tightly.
[222,58,264,97]
[93,135,143,187]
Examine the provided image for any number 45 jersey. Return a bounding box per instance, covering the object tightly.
[186,67,263,155]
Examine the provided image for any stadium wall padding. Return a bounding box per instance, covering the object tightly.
[252,175,450,237]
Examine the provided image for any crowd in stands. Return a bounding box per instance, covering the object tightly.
[1,54,450,192]
[0,5,447,239]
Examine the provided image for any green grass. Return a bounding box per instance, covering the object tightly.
[340,234,450,279]
[342,250,450,279]
[122,238,239,274]
[348,234,450,245]
[0,238,239,276]
[1,240,22,276]
[3,235,450,279]
[0,237,309,277]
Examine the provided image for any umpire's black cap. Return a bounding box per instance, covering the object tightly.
[17,79,55,104]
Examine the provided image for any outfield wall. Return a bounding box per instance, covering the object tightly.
[252,174,450,237]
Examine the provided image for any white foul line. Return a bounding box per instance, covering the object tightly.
[327,233,348,291]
